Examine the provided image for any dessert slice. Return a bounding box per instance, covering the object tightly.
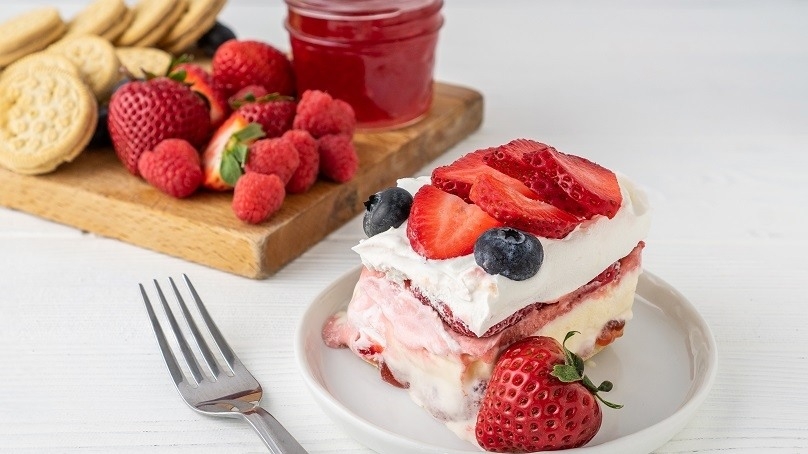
[323,139,650,449]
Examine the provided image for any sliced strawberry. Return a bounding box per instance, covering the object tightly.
[469,173,580,239]
[172,63,230,130]
[406,185,502,260]
[202,113,265,191]
[484,139,587,217]
[535,150,623,218]
[485,139,622,219]
[431,149,537,202]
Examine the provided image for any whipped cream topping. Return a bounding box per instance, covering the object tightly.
[353,174,651,337]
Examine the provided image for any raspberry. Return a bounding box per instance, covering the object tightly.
[282,130,319,193]
[245,138,300,184]
[318,134,358,183]
[292,90,356,138]
[137,139,203,198]
[232,172,285,224]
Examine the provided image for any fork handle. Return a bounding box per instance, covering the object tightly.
[241,406,309,453]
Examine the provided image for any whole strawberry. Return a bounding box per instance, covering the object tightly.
[233,93,296,138]
[228,84,269,106]
[475,332,621,452]
[212,39,295,98]
[108,76,211,175]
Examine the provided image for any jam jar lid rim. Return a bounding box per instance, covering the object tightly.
[285,20,443,46]
[284,0,442,21]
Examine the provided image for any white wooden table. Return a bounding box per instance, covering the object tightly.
[2,1,807,452]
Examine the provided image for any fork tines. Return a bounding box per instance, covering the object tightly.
[140,275,235,386]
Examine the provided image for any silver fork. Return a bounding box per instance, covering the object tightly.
[140,275,308,454]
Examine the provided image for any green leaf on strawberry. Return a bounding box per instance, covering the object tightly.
[202,114,265,191]
[219,123,265,186]
[220,150,243,186]
[168,68,187,83]
[551,331,623,409]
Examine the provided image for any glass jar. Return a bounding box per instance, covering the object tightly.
[284,0,444,130]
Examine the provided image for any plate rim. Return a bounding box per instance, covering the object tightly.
[294,265,718,454]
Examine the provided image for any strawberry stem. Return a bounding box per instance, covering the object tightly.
[166,53,194,76]
[168,68,187,83]
[229,92,295,109]
[551,331,623,410]
[233,123,265,143]
[219,123,266,186]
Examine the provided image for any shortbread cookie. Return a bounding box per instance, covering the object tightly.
[1,52,79,83]
[0,17,66,69]
[0,69,97,175]
[66,0,128,37]
[99,8,134,42]
[160,0,226,53]
[115,0,181,47]
[115,47,172,79]
[133,0,188,48]
[0,7,63,56]
[48,36,120,100]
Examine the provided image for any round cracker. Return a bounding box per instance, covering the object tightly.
[0,21,67,69]
[67,0,128,37]
[0,69,97,175]
[0,7,64,56]
[163,0,227,55]
[99,8,134,42]
[48,35,120,100]
[132,0,188,48]
[1,52,80,83]
[115,0,180,47]
[160,0,223,45]
[115,47,172,79]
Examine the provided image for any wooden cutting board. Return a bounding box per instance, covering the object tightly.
[0,82,483,278]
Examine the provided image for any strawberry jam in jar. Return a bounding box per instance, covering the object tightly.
[285,0,444,130]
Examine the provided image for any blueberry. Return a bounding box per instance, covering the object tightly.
[474,228,543,281]
[87,104,110,149]
[110,77,131,94]
[363,187,413,237]
[197,21,237,57]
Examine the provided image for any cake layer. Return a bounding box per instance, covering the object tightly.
[352,174,650,337]
[323,245,643,444]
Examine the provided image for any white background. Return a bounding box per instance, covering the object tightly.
[1,1,807,452]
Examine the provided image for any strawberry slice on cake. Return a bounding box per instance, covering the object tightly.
[484,138,623,219]
[322,139,650,451]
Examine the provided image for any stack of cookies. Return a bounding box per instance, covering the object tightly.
[0,0,229,175]
[0,7,66,69]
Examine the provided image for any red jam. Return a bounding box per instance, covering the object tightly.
[284,0,444,130]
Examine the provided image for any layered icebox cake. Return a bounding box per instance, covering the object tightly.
[323,139,650,450]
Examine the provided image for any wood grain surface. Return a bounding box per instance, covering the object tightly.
[0,82,483,278]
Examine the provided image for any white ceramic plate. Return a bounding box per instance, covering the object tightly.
[295,267,718,454]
